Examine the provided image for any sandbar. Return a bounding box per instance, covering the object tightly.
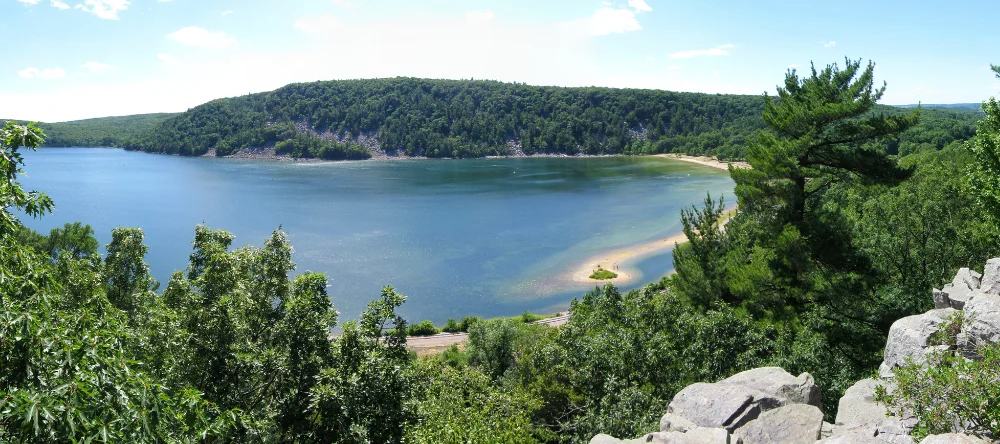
[570,154,743,285]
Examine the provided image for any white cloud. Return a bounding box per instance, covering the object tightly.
[50,0,69,9]
[157,54,177,65]
[669,44,734,59]
[74,0,130,19]
[18,67,66,79]
[168,26,237,49]
[576,7,642,36]
[822,40,836,48]
[464,10,494,24]
[628,0,652,12]
[332,0,353,7]
[788,63,800,68]
[222,9,233,16]
[16,0,40,5]
[82,61,115,73]
[293,15,340,35]
[667,65,681,71]
[645,56,654,61]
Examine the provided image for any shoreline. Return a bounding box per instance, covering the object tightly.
[106,146,750,166]
[568,154,742,286]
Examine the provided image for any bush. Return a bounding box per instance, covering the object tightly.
[460,316,482,332]
[407,320,440,336]
[442,318,461,333]
[589,266,618,280]
[875,315,1000,440]
[519,311,542,323]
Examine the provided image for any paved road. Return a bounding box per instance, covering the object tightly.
[407,313,571,356]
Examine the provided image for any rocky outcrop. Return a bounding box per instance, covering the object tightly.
[878,308,955,378]
[733,404,824,444]
[920,434,993,444]
[591,260,1000,444]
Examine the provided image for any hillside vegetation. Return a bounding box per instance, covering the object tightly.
[36,113,179,147]
[28,78,983,161]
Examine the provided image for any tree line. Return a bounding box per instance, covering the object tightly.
[21,78,982,163]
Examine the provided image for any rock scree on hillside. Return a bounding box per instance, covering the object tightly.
[590,260,1000,444]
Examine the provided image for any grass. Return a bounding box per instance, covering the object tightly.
[589,265,618,280]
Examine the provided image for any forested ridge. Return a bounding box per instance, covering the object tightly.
[27,77,983,162]
[34,113,178,148]
[4,60,1000,443]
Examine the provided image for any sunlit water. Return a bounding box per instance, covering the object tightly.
[20,148,734,322]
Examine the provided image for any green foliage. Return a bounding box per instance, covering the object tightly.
[408,320,440,336]
[967,65,1000,220]
[0,121,53,240]
[47,222,99,259]
[876,316,1000,440]
[123,77,771,159]
[35,113,178,148]
[518,311,543,323]
[310,286,414,443]
[467,318,522,380]
[273,134,370,160]
[407,360,541,443]
[588,266,618,280]
[671,194,729,309]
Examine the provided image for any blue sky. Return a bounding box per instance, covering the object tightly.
[3,0,999,122]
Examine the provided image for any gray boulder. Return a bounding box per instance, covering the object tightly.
[816,427,883,443]
[876,416,917,443]
[980,258,1000,294]
[659,412,697,433]
[934,289,952,310]
[666,383,780,431]
[590,434,626,444]
[880,308,956,377]
[953,267,983,291]
[960,293,1000,348]
[935,268,984,310]
[589,428,735,444]
[836,379,889,427]
[920,433,992,444]
[733,404,823,444]
[719,367,822,408]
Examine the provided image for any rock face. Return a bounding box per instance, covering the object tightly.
[733,404,824,444]
[879,308,956,378]
[590,260,1000,444]
[720,367,822,408]
[920,434,993,444]
[835,379,888,427]
[666,383,778,431]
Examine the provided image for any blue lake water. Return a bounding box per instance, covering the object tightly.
[19,148,734,323]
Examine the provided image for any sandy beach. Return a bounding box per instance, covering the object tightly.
[569,154,742,285]
[655,153,750,170]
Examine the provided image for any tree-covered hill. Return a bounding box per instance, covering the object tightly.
[11,78,985,160]
[35,113,179,148]
[124,77,771,159]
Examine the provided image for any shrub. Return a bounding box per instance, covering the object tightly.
[589,266,618,280]
[407,320,440,336]
[875,314,1000,440]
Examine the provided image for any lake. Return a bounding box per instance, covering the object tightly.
[19,148,734,323]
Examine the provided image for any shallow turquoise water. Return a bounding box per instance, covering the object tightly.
[20,148,734,322]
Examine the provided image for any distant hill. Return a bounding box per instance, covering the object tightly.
[36,113,180,148]
[7,79,988,159]
[124,77,770,160]
[897,103,984,112]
